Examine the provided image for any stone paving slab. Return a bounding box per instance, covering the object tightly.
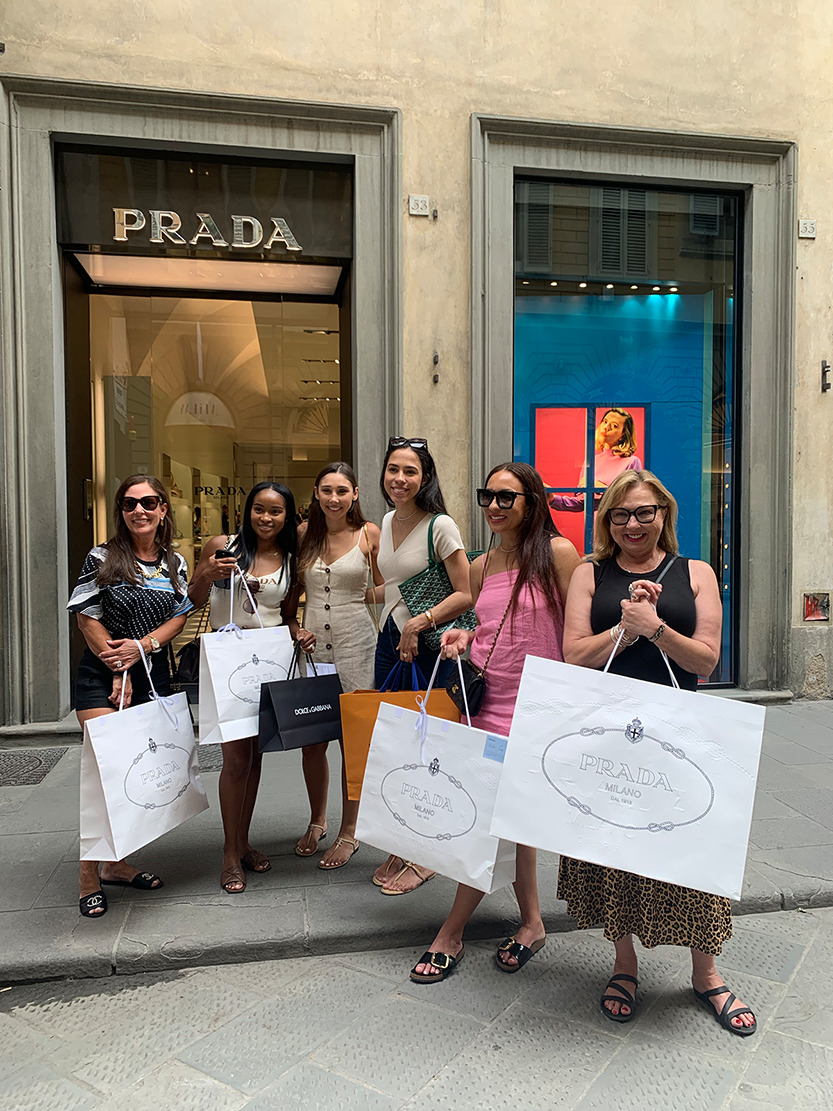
[2,704,833,984]
[0,907,829,1111]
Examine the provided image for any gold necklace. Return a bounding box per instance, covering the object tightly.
[135,559,165,579]
[617,552,664,574]
[394,507,420,522]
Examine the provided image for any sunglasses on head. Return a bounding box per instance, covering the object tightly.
[607,504,662,525]
[388,437,428,451]
[476,488,532,509]
[120,495,163,512]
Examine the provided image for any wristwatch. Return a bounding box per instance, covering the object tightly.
[147,635,161,653]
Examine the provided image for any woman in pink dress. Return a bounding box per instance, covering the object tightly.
[410,462,580,982]
[549,407,643,512]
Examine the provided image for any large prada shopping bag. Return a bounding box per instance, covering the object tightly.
[80,651,208,861]
[199,571,295,745]
[490,654,765,900]
[356,661,516,894]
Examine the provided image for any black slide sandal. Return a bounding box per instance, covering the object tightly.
[600,973,638,1022]
[410,948,465,983]
[495,936,546,973]
[101,871,163,890]
[79,890,108,917]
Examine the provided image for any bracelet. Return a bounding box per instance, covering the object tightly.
[425,609,437,631]
[610,623,639,647]
[648,622,666,643]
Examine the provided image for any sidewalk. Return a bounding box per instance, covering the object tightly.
[1,700,832,984]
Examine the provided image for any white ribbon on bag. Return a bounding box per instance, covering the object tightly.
[415,653,472,763]
[115,639,182,729]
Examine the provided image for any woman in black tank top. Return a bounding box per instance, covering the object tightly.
[560,469,757,1038]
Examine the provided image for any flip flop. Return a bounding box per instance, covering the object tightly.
[410,947,465,983]
[600,973,638,1023]
[371,854,400,887]
[318,836,360,869]
[241,850,272,873]
[101,871,163,889]
[495,936,546,973]
[693,984,757,1037]
[220,865,246,894]
[380,861,435,895]
[79,890,108,917]
[295,823,328,857]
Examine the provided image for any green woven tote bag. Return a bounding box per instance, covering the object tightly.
[398,515,480,651]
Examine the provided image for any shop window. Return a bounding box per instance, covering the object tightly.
[514,180,739,684]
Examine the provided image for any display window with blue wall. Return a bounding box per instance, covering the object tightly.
[514,181,738,684]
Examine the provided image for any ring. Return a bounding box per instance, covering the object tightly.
[115,659,123,669]
[628,583,637,598]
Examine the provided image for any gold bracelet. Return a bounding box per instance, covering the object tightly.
[425,609,437,630]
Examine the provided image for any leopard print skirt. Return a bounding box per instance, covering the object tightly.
[557,856,732,956]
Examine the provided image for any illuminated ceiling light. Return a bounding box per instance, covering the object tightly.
[335,359,340,364]
[670,286,678,292]
[579,282,587,289]
[550,281,558,287]
[522,280,529,285]
[652,286,661,292]
[630,284,638,290]
[605,283,614,289]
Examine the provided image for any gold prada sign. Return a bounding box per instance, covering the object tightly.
[113,208,302,251]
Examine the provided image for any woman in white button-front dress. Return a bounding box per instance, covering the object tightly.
[286,462,382,869]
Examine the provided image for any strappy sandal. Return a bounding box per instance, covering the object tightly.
[380,860,435,896]
[410,947,465,983]
[693,984,757,1037]
[318,836,360,869]
[495,936,546,973]
[241,849,272,873]
[220,865,246,894]
[79,890,108,917]
[371,854,400,887]
[295,823,328,857]
[600,973,638,1023]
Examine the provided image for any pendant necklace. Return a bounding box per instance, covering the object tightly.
[135,558,165,580]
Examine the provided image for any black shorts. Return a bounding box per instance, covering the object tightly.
[74,648,173,711]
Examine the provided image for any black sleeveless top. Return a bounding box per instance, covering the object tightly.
[590,553,698,690]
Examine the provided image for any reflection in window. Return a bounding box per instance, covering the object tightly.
[514,182,738,683]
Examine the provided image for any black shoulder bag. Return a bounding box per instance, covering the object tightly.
[445,593,513,717]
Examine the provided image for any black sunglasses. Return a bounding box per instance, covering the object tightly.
[607,504,663,525]
[388,437,428,451]
[476,488,532,510]
[120,495,163,512]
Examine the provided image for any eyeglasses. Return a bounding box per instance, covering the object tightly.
[388,437,428,451]
[607,504,663,526]
[120,495,162,512]
[476,488,531,510]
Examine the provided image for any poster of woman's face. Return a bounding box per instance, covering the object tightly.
[534,405,646,556]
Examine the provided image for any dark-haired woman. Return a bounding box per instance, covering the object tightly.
[372,437,473,895]
[284,463,382,867]
[68,475,192,917]
[189,481,300,895]
[410,463,580,981]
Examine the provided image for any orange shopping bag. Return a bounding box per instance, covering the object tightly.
[341,661,458,800]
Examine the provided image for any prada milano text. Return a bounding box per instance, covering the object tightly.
[112,208,303,251]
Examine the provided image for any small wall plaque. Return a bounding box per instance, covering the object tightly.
[804,592,830,622]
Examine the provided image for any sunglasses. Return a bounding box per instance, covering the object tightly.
[607,504,663,525]
[388,437,428,451]
[120,495,163,512]
[476,488,532,510]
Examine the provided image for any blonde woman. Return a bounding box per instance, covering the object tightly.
[549,408,642,512]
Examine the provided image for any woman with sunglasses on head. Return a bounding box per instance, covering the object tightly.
[560,469,756,1037]
[371,436,473,895]
[284,462,382,867]
[68,475,192,917]
[410,463,580,982]
[189,481,302,894]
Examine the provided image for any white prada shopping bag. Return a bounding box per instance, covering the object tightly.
[490,655,765,900]
[356,667,516,894]
[198,571,295,745]
[81,689,208,862]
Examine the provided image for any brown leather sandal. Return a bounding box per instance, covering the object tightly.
[318,836,360,870]
[241,849,271,873]
[220,865,246,894]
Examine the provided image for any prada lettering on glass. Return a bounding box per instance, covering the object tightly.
[113,209,302,251]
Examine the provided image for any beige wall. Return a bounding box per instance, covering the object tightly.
[4,1,831,693]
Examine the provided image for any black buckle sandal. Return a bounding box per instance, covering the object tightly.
[409,947,465,984]
[495,936,546,973]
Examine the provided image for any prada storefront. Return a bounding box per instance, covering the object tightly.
[0,81,401,726]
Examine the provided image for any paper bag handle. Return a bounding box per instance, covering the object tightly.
[603,625,680,690]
